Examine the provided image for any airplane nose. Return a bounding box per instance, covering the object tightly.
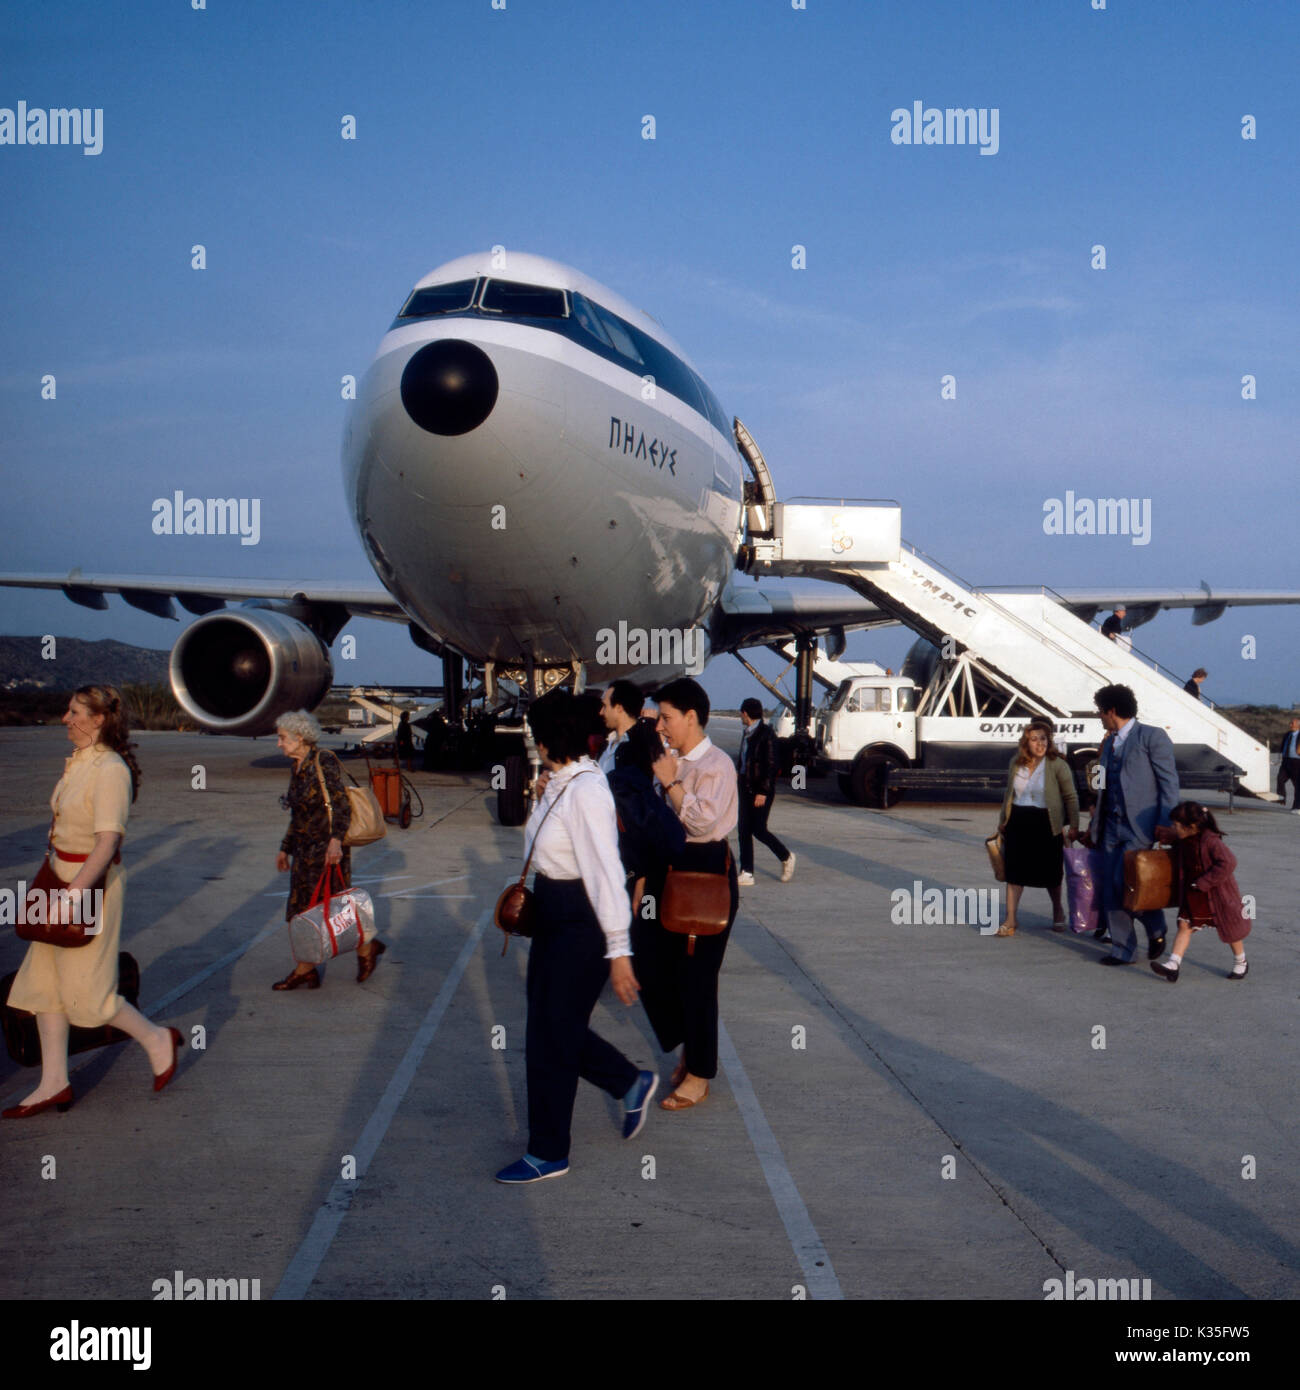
[400,339,498,435]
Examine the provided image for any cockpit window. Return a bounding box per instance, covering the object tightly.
[571,293,614,348]
[479,280,568,318]
[592,305,644,364]
[396,279,478,319]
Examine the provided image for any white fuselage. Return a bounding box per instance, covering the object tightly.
[342,253,744,682]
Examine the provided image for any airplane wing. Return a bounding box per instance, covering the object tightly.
[1036,587,1300,629]
[0,571,408,624]
[2,571,1295,649]
[713,582,894,653]
[717,580,1300,652]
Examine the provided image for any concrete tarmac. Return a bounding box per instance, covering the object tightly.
[1,721,1296,1301]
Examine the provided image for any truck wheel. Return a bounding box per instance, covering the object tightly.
[850,752,904,808]
[497,753,527,826]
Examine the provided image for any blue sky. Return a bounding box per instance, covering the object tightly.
[2,0,1297,707]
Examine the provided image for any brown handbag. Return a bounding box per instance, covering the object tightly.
[985,832,1006,883]
[1123,847,1179,913]
[315,752,387,847]
[494,773,587,953]
[15,854,112,949]
[660,845,733,956]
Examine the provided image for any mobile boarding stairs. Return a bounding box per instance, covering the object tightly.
[738,499,1272,798]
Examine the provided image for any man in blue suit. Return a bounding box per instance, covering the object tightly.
[1085,684,1180,965]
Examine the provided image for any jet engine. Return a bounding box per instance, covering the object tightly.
[170,608,333,736]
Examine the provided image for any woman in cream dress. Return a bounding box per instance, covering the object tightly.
[4,685,182,1119]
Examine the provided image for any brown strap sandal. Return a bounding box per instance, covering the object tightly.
[660,1082,709,1111]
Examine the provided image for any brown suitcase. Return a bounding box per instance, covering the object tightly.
[1123,848,1179,913]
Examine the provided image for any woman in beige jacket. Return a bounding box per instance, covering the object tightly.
[994,720,1079,937]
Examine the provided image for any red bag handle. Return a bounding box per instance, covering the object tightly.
[307,864,349,956]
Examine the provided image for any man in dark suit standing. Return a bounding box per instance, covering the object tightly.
[1278,715,1300,812]
[1086,684,1180,966]
[1183,668,1207,701]
[736,698,795,886]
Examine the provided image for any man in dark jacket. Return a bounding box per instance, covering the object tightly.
[736,698,795,885]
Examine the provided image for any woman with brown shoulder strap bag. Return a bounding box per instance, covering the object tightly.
[5,686,183,1119]
[493,691,654,1184]
[637,678,740,1112]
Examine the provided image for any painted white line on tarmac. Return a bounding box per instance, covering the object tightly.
[380,874,469,897]
[718,1019,844,1300]
[273,910,491,1300]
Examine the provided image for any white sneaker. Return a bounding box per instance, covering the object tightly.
[737,871,755,886]
[780,852,797,883]
[1292,809,1300,816]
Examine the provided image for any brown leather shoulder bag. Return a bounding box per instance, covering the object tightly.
[495,773,592,953]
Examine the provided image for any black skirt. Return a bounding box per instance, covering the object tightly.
[1003,805,1063,889]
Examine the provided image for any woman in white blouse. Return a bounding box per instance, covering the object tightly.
[994,719,1079,937]
[495,691,656,1184]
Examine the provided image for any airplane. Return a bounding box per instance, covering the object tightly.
[4,251,1298,823]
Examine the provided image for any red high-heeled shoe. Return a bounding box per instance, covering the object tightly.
[3,1085,74,1120]
[152,1028,185,1093]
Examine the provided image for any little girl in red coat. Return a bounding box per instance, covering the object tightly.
[1151,802,1251,982]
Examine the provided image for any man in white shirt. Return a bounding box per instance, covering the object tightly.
[598,679,643,774]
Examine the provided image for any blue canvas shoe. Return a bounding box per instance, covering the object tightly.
[494,1155,569,1184]
[622,1070,658,1140]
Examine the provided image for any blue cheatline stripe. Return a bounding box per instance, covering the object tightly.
[717,1019,844,1300]
[273,909,491,1300]
[392,298,734,441]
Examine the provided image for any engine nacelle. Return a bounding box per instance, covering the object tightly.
[170,608,333,736]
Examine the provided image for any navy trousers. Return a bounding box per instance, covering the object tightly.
[737,790,790,873]
[525,875,640,1162]
[1278,757,1300,809]
[630,841,739,1079]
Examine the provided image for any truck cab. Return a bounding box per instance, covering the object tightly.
[816,675,919,805]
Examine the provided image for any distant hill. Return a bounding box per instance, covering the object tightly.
[0,636,170,691]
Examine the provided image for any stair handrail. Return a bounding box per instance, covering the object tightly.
[979,583,1219,710]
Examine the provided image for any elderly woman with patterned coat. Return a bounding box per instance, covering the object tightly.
[271,710,385,990]
[4,685,183,1120]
